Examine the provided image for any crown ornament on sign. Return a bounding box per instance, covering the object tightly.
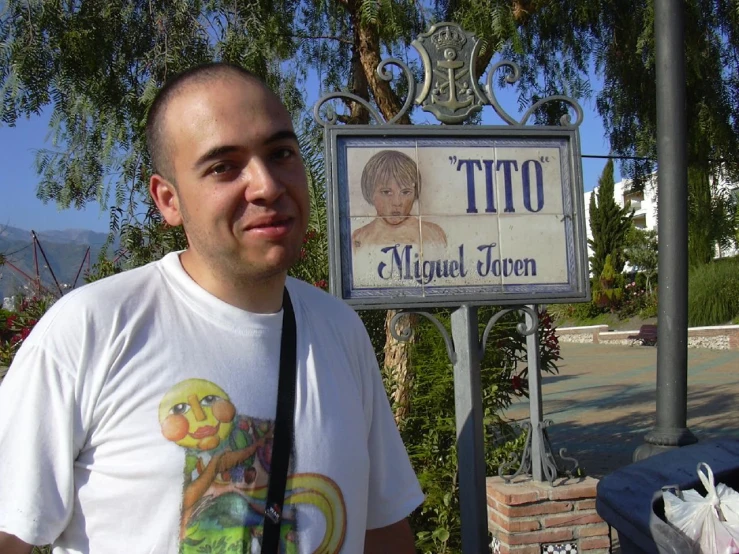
[431,25,467,51]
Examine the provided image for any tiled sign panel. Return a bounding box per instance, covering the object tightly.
[329,132,587,308]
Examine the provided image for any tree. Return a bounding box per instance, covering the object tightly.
[588,160,633,278]
[593,253,623,312]
[687,166,738,266]
[625,226,658,293]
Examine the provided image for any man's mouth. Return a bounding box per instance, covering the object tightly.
[190,423,220,439]
[244,216,294,238]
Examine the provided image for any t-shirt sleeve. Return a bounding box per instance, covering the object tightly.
[361,331,424,530]
[0,343,82,545]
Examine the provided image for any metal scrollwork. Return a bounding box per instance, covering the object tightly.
[479,305,538,359]
[484,61,584,128]
[558,448,581,479]
[375,58,417,125]
[313,21,584,128]
[499,421,532,482]
[388,310,457,364]
[499,419,579,486]
[519,95,585,128]
[540,420,561,485]
[484,60,521,126]
[312,91,386,127]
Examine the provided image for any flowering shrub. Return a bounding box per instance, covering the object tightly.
[618,280,657,319]
[0,296,54,369]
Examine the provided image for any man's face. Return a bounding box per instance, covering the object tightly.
[372,178,416,225]
[159,76,309,282]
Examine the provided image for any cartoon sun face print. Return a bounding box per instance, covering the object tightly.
[158,379,236,451]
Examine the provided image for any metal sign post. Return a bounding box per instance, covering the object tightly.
[314,22,589,554]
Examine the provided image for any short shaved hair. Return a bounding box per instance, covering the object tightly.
[145,63,264,182]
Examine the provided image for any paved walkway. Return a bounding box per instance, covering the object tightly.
[503,342,739,479]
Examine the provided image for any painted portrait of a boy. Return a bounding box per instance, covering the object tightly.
[351,150,447,251]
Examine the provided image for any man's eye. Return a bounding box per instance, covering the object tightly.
[380,189,392,195]
[401,189,414,196]
[170,403,190,415]
[271,147,296,161]
[210,162,237,175]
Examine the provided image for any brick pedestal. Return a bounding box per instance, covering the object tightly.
[487,476,610,554]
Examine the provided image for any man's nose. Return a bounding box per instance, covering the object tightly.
[244,159,286,204]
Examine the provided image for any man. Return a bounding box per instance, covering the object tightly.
[0,63,423,553]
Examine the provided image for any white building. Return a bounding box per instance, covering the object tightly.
[583,174,738,273]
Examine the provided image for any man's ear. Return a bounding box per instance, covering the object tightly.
[150,174,183,227]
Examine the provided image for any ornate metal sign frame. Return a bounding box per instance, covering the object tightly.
[312,22,588,554]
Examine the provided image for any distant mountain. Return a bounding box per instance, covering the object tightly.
[0,226,115,300]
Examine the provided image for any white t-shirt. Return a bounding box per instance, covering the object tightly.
[0,252,423,553]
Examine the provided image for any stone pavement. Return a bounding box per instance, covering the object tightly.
[503,342,739,480]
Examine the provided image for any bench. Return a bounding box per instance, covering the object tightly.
[628,324,658,346]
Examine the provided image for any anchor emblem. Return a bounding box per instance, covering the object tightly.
[412,23,485,123]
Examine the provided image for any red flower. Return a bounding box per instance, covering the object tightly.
[511,375,523,392]
[314,280,328,290]
[20,327,32,340]
[299,248,307,259]
[5,315,17,328]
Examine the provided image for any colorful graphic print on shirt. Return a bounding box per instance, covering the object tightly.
[158,378,347,553]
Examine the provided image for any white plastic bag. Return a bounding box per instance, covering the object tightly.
[663,463,739,554]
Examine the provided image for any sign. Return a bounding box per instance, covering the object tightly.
[325,127,589,308]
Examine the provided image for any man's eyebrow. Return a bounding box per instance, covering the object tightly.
[193,145,242,170]
[192,130,299,170]
[264,129,299,145]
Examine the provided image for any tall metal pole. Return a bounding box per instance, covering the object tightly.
[525,306,545,481]
[450,305,488,553]
[634,0,697,461]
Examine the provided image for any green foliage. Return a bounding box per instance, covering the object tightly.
[399,307,561,553]
[638,289,658,319]
[592,254,624,312]
[619,280,656,319]
[688,167,738,267]
[286,132,329,289]
[588,160,633,277]
[688,256,739,326]
[548,298,605,324]
[625,226,658,293]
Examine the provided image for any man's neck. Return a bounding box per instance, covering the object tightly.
[178,251,286,314]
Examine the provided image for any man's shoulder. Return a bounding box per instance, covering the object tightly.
[286,278,361,327]
[62,258,164,306]
[38,258,166,326]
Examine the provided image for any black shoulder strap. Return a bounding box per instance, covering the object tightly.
[260,288,297,554]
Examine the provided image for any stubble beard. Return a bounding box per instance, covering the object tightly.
[189,220,306,285]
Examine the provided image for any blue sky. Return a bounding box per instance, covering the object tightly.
[0,76,615,234]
